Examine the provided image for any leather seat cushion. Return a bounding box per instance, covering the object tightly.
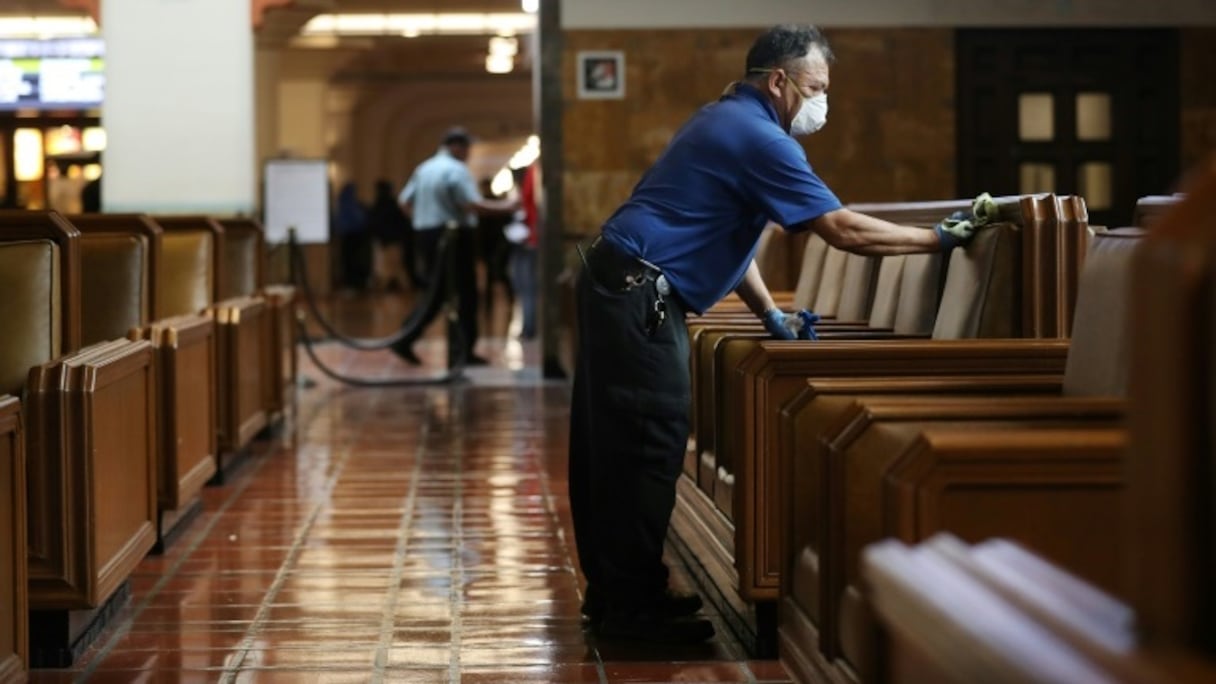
[813,247,849,316]
[223,231,259,299]
[793,233,830,310]
[867,256,905,329]
[160,231,213,318]
[81,234,147,346]
[0,241,60,395]
[1062,228,1144,397]
[836,254,881,321]
[893,253,943,335]
[932,223,1019,340]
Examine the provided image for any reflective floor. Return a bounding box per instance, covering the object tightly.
[28,322,793,682]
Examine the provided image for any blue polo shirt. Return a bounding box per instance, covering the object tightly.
[602,84,842,314]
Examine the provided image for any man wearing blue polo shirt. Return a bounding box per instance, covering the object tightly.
[569,24,983,644]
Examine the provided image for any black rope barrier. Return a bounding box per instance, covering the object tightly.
[288,227,468,386]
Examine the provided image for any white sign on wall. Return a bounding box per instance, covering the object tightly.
[264,159,330,245]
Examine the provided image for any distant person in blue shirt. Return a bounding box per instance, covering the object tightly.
[569,24,985,645]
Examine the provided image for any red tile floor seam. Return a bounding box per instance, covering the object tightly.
[27,335,793,684]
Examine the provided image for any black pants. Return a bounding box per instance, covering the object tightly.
[568,264,690,612]
[338,233,371,290]
[405,227,479,361]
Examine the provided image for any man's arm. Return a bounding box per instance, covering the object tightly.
[466,196,519,216]
[734,259,777,317]
[453,168,519,216]
[799,208,944,255]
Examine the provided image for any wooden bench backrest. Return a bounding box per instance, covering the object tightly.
[217,218,264,299]
[1127,162,1216,654]
[0,212,80,396]
[69,214,164,346]
[154,216,224,318]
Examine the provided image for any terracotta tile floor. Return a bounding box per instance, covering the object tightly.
[28,332,793,683]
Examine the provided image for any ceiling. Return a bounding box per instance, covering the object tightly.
[0,0,534,78]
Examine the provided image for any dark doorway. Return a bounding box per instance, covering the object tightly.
[956,29,1180,228]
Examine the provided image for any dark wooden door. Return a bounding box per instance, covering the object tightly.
[956,29,1180,228]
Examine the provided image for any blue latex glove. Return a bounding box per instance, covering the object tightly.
[933,192,1000,251]
[762,309,819,340]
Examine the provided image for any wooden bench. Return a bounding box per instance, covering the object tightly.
[219,218,296,426]
[70,214,218,546]
[0,395,27,680]
[778,228,1141,681]
[674,195,1094,653]
[858,162,1216,684]
[0,212,158,667]
[156,216,268,474]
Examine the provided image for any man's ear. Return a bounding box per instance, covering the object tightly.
[765,70,785,99]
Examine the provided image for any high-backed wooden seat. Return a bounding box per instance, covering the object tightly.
[0,212,158,667]
[1131,194,1182,229]
[776,229,1141,681]
[858,162,1216,684]
[675,195,1092,653]
[218,218,296,425]
[70,214,218,543]
[863,535,1158,684]
[156,216,267,462]
[0,395,27,681]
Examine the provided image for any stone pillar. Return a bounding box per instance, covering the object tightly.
[101,0,255,214]
[538,0,567,378]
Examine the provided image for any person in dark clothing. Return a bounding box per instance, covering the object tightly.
[82,176,101,213]
[569,24,987,645]
[367,179,411,291]
[334,182,371,291]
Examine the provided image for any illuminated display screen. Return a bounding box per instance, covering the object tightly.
[0,38,103,111]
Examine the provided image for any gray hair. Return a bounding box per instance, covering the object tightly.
[745,24,834,76]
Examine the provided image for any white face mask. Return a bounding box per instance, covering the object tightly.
[790,92,828,136]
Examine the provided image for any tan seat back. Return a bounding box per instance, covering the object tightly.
[835,254,881,321]
[1132,194,1182,229]
[222,231,258,300]
[0,241,60,396]
[892,253,943,335]
[867,255,905,329]
[931,222,1021,339]
[1061,229,1143,397]
[160,231,214,318]
[812,247,848,316]
[218,219,263,299]
[80,233,149,346]
[792,233,830,310]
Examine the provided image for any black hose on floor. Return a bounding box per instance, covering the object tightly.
[288,228,467,386]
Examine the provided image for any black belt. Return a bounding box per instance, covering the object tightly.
[581,235,677,336]
[580,236,662,292]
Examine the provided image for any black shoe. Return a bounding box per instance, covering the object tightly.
[581,587,703,625]
[390,341,421,366]
[594,611,715,645]
[465,354,489,366]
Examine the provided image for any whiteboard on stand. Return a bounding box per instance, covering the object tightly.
[264,159,330,244]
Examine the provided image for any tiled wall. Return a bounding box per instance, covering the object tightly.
[561,28,956,236]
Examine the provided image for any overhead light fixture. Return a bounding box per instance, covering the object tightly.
[522,0,539,13]
[0,17,98,39]
[489,36,518,58]
[486,53,514,74]
[508,135,540,169]
[302,13,537,38]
